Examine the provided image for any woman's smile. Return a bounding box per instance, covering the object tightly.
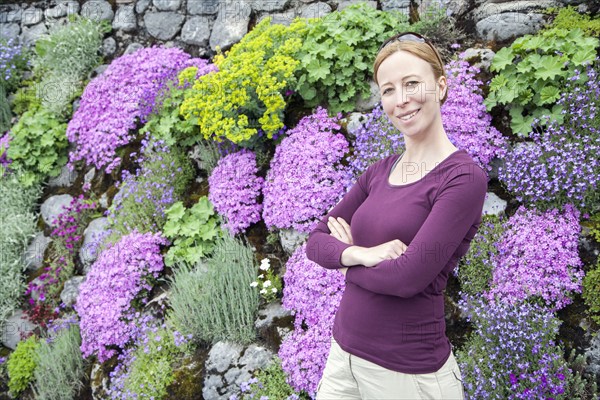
[397,108,420,122]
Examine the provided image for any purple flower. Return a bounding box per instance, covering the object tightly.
[208,149,264,235]
[262,107,352,233]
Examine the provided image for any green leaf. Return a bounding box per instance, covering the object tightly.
[571,47,597,66]
[165,202,186,222]
[306,59,330,81]
[490,47,515,72]
[163,219,180,238]
[539,85,561,105]
[533,56,564,81]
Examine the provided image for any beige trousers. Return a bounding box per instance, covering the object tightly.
[316,338,465,400]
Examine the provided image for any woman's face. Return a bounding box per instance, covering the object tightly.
[377,50,446,138]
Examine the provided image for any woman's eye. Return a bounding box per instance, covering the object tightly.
[382,88,393,95]
[406,81,419,87]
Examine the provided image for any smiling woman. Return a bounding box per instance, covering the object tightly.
[305,32,489,400]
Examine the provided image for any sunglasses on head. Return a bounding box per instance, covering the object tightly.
[378,31,443,67]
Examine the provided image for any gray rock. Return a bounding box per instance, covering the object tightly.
[258,10,295,25]
[209,1,251,50]
[102,37,117,56]
[45,1,78,19]
[48,165,78,188]
[381,0,410,12]
[92,64,109,77]
[22,7,43,26]
[136,0,151,13]
[202,373,224,399]
[344,112,367,139]
[90,363,110,399]
[99,192,109,209]
[206,341,244,373]
[188,0,220,15]
[482,192,507,217]
[585,332,600,381]
[181,16,211,46]
[298,2,331,19]
[1,310,37,350]
[337,0,377,11]
[249,0,289,12]
[487,155,503,181]
[84,167,96,188]
[144,12,185,40]
[279,228,308,255]
[1,6,22,23]
[445,0,469,16]
[462,47,495,71]
[0,23,20,40]
[22,21,48,46]
[355,79,381,112]
[81,0,115,22]
[154,0,182,11]
[476,12,546,41]
[223,367,240,384]
[239,344,274,371]
[41,194,73,227]
[60,276,86,307]
[22,232,51,272]
[80,217,110,272]
[113,5,136,31]
[472,0,557,21]
[124,42,144,54]
[255,301,293,330]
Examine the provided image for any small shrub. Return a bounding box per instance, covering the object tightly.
[162,197,223,267]
[583,258,600,325]
[485,204,584,311]
[295,3,411,113]
[75,231,169,362]
[262,107,351,233]
[181,17,307,146]
[545,6,600,37]
[484,27,598,136]
[0,173,41,334]
[168,235,259,344]
[32,324,85,400]
[232,357,309,400]
[457,214,504,296]
[5,107,69,186]
[7,335,39,396]
[208,149,264,235]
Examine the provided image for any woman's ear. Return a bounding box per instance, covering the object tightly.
[438,76,447,102]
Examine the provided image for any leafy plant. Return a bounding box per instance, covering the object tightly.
[180,17,307,146]
[545,6,600,37]
[484,27,598,136]
[0,173,41,335]
[233,357,309,400]
[162,197,223,267]
[7,335,40,396]
[583,258,600,325]
[32,324,85,400]
[168,235,259,344]
[295,3,410,113]
[457,214,504,296]
[5,108,69,186]
[0,85,11,134]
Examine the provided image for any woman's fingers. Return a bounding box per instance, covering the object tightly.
[328,217,352,244]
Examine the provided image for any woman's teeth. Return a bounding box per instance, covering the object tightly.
[400,109,419,121]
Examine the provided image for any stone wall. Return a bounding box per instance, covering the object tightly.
[1,0,590,62]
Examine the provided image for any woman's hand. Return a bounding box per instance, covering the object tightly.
[341,239,407,268]
[327,216,353,245]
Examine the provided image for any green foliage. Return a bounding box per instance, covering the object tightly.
[0,84,11,134]
[7,335,40,396]
[12,79,42,116]
[123,326,186,400]
[583,258,600,325]
[583,213,600,243]
[32,15,110,117]
[242,357,310,400]
[484,27,598,136]
[5,108,69,186]
[163,197,224,267]
[563,348,599,399]
[458,214,505,296]
[193,139,222,175]
[141,71,200,149]
[0,37,29,93]
[295,3,410,113]
[545,6,600,37]
[181,17,307,146]
[0,173,41,334]
[168,235,259,344]
[32,324,85,400]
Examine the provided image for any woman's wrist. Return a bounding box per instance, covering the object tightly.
[340,245,365,267]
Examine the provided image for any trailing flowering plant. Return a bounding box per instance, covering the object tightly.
[180,17,307,146]
[485,204,584,311]
[442,55,508,172]
[208,149,264,235]
[457,295,594,399]
[262,107,352,233]
[66,46,210,172]
[25,194,97,326]
[250,258,282,304]
[75,230,169,362]
[0,37,29,92]
[498,63,600,214]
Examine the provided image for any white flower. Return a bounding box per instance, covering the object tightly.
[258,274,265,279]
[271,288,278,293]
[250,282,258,288]
[260,289,267,294]
[263,280,272,288]
[259,258,270,271]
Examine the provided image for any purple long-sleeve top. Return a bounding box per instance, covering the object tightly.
[306,149,488,374]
